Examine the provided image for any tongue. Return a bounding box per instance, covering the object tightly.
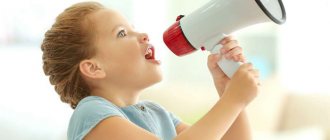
[145,47,155,60]
[145,53,152,59]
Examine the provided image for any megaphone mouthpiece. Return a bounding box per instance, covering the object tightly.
[163,21,197,56]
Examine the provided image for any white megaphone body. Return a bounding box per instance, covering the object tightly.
[163,0,286,78]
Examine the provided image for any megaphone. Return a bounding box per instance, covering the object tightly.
[163,0,286,78]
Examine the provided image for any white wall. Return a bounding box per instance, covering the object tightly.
[278,0,330,94]
[0,47,72,139]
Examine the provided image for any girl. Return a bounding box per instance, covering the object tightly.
[41,2,259,140]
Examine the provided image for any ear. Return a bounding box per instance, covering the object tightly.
[79,59,106,79]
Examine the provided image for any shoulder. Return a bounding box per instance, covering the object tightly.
[73,96,125,119]
[68,96,126,140]
[142,100,182,127]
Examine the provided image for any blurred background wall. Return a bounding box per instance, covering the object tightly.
[0,0,329,139]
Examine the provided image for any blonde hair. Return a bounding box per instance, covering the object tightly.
[41,2,105,109]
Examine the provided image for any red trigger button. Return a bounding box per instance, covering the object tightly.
[201,47,206,51]
[176,15,185,21]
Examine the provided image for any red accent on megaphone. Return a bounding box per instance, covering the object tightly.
[163,21,196,56]
[176,15,185,21]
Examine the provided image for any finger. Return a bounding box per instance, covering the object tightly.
[233,55,239,61]
[208,53,222,66]
[224,47,242,59]
[221,41,239,54]
[220,35,234,45]
[255,78,261,86]
[233,54,246,62]
[241,63,253,71]
[207,54,223,73]
[250,71,261,86]
[234,54,247,63]
[257,81,262,86]
[251,69,260,78]
[238,54,247,63]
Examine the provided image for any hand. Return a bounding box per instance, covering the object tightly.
[221,63,260,108]
[207,36,247,97]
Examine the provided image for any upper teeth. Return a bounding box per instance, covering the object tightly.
[145,46,152,55]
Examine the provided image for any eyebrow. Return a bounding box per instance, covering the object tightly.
[112,24,135,33]
[112,25,124,33]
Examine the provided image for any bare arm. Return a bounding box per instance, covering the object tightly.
[207,36,258,140]
[214,82,252,140]
[176,111,252,140]
[84,116,159,140]
[173,97,245,140]
[220,110,252,140]
[174,61,258,140]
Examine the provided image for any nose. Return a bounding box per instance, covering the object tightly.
[139,33,149,43]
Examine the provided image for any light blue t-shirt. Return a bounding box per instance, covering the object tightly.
[67,96,181,140]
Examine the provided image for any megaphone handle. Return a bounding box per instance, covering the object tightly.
[210,44,241,78]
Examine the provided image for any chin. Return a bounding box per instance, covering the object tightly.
[151,71,163,84]
[144,70,163,88]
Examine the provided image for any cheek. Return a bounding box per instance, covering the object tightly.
[106,43,139,61]
[111,47,144,72]
[101,40,146,76]
[123,44,144,64]
[118,48,143,66]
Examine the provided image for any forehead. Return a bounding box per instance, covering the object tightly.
[90,9,129,33]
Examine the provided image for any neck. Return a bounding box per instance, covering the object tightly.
[91,85,142,107]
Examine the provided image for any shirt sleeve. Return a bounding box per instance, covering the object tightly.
[169,112,182,127]
[67,97,126,140]
[144,101,182,127]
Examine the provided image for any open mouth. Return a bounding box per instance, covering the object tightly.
[145,45,155,60]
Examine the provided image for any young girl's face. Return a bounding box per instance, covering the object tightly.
[90,9,162,89]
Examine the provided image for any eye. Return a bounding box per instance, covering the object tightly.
[117,29,127,38]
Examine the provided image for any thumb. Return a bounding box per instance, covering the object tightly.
[207,53,222,69]
[208,53,222,63]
